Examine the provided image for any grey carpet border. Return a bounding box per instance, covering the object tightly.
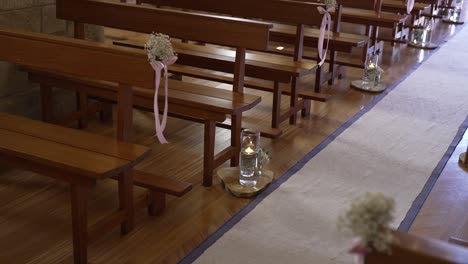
[179,24,467,264]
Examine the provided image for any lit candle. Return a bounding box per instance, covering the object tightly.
[368,62,376,70]
[244,145,255,155]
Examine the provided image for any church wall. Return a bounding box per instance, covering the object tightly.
[0,0,66,117]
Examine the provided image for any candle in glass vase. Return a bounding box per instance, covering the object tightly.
[239,129,260,186]
[240,143,258,186]
[423,24,432,45]
[452,7,462,22]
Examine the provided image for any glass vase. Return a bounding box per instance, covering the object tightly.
[363,53,379,89]
[239,129,260,186]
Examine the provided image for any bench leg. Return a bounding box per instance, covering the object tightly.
[363,25,372,63]
[147,191,166,216]
[99,103,113,122]
[118,171,134,235]
[314,66,322,93]
[272,81,281,128]
[230,114,241,167]
[76,92,88,129]
[203,120,216,187]
[289,77,299,125]
[40,84,54,123]
[70,184,88,264]
[301,100,311,118]
[328,49,337,86]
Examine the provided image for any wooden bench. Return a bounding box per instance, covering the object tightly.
[26,67,261,187]
[382,0,431,27]
[365,230,468,263]
[19,2,272,186]
[420,0,444,19]
[0,112,150,264]
[0,27,197,262]
[113,39,330,126]
[55,0,317,134]
[302,0,409,48]
[136,0,369,90]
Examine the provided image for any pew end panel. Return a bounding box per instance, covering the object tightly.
[365,230,468,264]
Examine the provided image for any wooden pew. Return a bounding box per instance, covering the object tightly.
[302,0,409,47]
[0,113,150,264]
[27,1,271,186]
[420,0,444,18]
[136,0,369,90]
[55,0,319,134]
[382,1,431,27]
[0,27,196,262]
[365,230,468,263]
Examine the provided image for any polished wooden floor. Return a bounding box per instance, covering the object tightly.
[0,11,467,264]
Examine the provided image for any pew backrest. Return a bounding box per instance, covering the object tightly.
[56,0,271,51]
[0,27,154,89]
[149,0,329,27]
[338,0,382,11]
[299,0,381,12]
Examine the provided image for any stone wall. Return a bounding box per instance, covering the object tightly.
[0,0,65,34]
[0,0,66,117]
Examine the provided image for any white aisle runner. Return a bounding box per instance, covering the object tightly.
[191,27,468,264]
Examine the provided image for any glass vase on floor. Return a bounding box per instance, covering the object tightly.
[363,52,379,90]
[239,129,260,186]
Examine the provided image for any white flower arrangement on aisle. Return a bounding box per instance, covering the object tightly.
[144,32,178,144]
[321,0,337,9]
[144,33,176,63]
[337,192,396,253]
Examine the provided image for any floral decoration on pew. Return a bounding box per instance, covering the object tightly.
[317,0,336,66]
[145,32,178,144]
[406,0,415,14]
[321,0,337,9]
[337,192,396,264]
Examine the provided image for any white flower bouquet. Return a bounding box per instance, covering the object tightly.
[145,33,177,64]
[144,33,178,144]
[321,0,337,9]
[337,192,395,253]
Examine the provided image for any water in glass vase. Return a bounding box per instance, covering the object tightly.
[240,152,258,186]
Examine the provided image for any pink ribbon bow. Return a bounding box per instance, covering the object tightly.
[349,237,370,264]
[150,55,178,144]
[317,6,334,67]
[407,0,414,14]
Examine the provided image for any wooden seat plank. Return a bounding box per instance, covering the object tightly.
[342,7,408,25]
[383,0,430,12]
[172,42,316,78]
[165,64,331,102]
[25,67,260,116]
[0,128,137,179]
[0,112,150,163]
[132,170,192,197]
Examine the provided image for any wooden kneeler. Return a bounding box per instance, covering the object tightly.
[132,170,192,216]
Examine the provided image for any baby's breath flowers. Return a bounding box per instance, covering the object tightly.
[144,33,176,63]
[337,192,395,253]
[321,0,337,9]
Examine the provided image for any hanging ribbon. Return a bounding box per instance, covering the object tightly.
[407,0,415,14]
[349,237,370,264]
[317,6,335,67]
[150,55,178,144]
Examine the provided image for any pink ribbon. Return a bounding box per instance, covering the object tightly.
[317,6,334,67]
[349,237,370,264]
[407,0,414,14]
[150,55,178,144]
